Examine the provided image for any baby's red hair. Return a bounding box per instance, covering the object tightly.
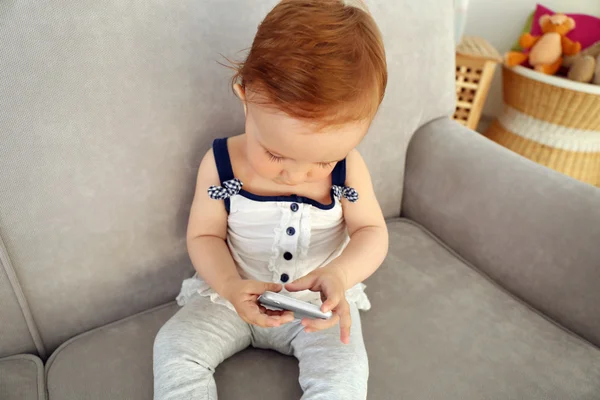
[233,0,387,126]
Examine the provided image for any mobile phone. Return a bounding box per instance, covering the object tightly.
[258,291,332,320]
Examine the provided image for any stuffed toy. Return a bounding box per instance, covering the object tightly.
[563,40,600,83]
[506,13,582,75]
[568,56,596,82]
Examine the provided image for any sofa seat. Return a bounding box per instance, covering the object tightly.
[45,219,600,400]
[0,354,46,400]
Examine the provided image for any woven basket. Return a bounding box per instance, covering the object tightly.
[485,65,600,187]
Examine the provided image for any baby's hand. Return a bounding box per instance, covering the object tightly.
[286,267,351,344]
[222,280,295,328]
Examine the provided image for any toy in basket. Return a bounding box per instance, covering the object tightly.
[505,4,600,84]
[505,13,581,75]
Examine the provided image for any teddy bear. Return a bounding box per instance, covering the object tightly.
[506,13,581,75]
[563,40,600,84]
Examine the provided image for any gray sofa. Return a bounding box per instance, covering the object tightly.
[1,1,599,399]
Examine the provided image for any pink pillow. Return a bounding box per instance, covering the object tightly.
[531,4,600,50]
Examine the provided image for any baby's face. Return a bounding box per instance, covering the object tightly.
[243,101,369,186]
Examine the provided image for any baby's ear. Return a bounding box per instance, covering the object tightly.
[233,83,247,116]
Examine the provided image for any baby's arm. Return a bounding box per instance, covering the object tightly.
[187,149,242,296]
[329,148,389,288]
[187,150,293,327]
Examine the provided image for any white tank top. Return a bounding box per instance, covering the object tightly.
[177,138,371,311]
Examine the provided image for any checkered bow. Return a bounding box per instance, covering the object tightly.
[332,185,359,202]
[208,178,243,200]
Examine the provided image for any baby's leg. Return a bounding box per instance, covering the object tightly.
[153,296,251,400]
[292,303,369,400]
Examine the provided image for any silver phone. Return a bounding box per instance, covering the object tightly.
[258,291,332,320]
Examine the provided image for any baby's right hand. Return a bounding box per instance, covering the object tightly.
[222,280,295,328]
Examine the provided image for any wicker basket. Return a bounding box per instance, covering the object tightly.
[485,65,600,187]
[453,36,502,129]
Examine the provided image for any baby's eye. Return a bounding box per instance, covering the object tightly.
[266,151,284,163]
[318,162,333,169]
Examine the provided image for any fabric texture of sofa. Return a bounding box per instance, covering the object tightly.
[1,1,599,399]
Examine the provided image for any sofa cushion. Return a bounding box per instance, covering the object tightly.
[45,303,303,400]
[45,219,600,400]
[366,219,600,399]
[0,354,46,400]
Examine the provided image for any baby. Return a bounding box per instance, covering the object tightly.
[154,1,388,398]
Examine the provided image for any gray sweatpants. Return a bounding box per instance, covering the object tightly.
[153,295,368,399]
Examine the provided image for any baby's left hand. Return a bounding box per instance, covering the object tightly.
[285,266,351,344]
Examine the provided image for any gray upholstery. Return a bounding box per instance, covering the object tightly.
[45,220,600,400]
[45,304,177,400]
[0,0,454,353]
[403,118,600,348]
[367,220,600,399]
[0,354,46,400]
[0,243,38,357]
[46,303,304,400]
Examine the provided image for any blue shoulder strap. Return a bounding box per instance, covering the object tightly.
[331,159,347,187]
[212,138,235,184]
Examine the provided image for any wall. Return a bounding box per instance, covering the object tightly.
[463,0,600,119]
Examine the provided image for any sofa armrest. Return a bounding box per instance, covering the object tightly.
[402,117,600,347]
